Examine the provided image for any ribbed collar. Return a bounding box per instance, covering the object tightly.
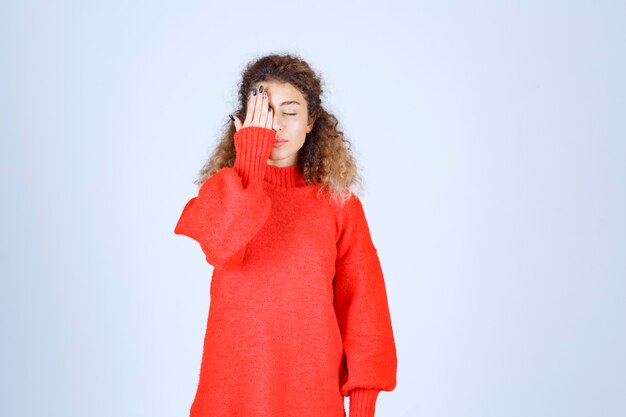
[264,163,307,188]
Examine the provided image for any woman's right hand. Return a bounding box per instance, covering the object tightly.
[231,85,274,132]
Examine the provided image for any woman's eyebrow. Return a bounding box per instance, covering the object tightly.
[279,100,301,106]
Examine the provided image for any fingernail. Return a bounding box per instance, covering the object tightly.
[259,85,264,93]
[253,87,257,96]
[228,114,234,122]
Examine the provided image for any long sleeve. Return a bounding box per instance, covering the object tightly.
[174,126,276,268]
[333,194,398,417]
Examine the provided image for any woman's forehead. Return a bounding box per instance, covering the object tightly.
[253,81,299,96]
[250,82,306,107]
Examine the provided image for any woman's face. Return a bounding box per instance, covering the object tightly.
[249,80,316,167]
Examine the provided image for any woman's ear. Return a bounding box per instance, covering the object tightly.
[307,111,317,133]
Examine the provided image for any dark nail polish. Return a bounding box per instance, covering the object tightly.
[253,87,257,96]
[259,85,264,93]
[228,114,234,122]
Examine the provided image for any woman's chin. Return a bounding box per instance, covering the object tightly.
[269,150,290,160]
[268,151,299,166]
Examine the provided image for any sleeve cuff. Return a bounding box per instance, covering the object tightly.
[232,126,276,188]
[348,388,381,417]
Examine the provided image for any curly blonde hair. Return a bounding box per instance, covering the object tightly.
[195,52,364,207]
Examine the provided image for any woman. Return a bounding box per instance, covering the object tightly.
[174,53,397,417]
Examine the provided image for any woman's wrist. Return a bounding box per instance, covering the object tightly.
[232,126,276,187]
[348,388,380,417]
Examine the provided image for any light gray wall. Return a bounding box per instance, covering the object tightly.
[1,1,624,416]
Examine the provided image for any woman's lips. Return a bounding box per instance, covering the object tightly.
[273,138,287,147]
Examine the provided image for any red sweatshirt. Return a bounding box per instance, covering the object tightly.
[174,126,397,417]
